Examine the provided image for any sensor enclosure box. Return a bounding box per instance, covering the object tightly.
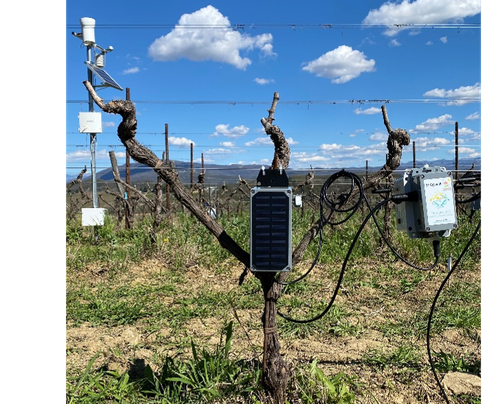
[394,166,457,239]
[82,208,106,226]
[78,112,102,133]
[250,169,292,272]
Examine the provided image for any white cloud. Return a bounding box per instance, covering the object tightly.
[319,143,343,151]
[112,151,127,159]
[293,152,329,163]
[291,140,394,167]
[414,114,454,131]
[254,77,275,85]
[247,158,271,166]
[219,141,235,147]
[213,124,249,138]
[412,136,451,151]
[204,148,235,155]
[389,39,401,47]
[353,107,380,115]
[316,141,388,163]
[465,111,480,120]
[122,67,140,75]
[451,147,479,158]
[148,5,275,70]
[359,145,388,156]
[469,132,481,141]
[456,127,476,136]
[423,83,481,105]
[169,136,195,147]
[66,149,91,162]
[245,137,273,147]
[362,0,481,37]
[102,121,115,128]
[440,36,448,44]
[302,45,375,84]
[460,147,478,154]
[125,54,140,62]
[245,136,296,147]
[350,129,365,137]
[369,132,388,141]
[66,148,116,162]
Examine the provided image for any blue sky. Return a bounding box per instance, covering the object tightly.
[65,0,482,179]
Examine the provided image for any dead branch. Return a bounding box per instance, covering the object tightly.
[261,92,290,169]
[104,183,123,200]
[292,104,410,264]
[98,193,118,213]
[113,178,157,211]
[83,80,250,267]
[109,151,126,196]
[293,167,315,194]
[66,166,91,201]
[256,92,292,402]
[363,104,411,190]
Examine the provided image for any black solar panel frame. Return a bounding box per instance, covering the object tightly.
[250,187,292,272]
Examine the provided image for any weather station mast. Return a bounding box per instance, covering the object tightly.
[73,17,123,226]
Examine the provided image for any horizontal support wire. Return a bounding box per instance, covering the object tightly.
[66,23,480,30]
[67,98,481,105]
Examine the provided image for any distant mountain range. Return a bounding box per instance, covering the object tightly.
[67,158,480,185]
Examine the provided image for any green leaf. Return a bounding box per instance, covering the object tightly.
[166,376,194,386]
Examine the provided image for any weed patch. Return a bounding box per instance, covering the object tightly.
[67,211,481,403]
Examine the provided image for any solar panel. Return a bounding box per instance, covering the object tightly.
[85,61,123,91]
[250,188,292,272]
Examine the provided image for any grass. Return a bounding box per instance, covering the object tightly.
[66,203,481,403]
[140,322,263,403]
[290,360,358,404]
[67,353,143,404]
[362,344,424,370]
[67,322,359,404]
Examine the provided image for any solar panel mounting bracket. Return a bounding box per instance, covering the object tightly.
[85,61,123,91]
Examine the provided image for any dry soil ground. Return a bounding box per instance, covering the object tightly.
[67,255,481,403]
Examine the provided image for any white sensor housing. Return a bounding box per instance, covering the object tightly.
[394,166,457,238]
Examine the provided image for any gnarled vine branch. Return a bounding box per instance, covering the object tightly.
[261,92,290,169]
[291,104,410,263]
[83,80,250,266]
[83,82,409,404]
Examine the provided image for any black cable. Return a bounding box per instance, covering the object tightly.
[426,219,481,404]
[275,168,481,401]
[274,223,324,286]
[275,170,364,286]
[455,191,481,204]
[366,191,441,272]
[277,169,451,322]
[320,170,364,225]
[277,170,437,322]
[277,197,390,323]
